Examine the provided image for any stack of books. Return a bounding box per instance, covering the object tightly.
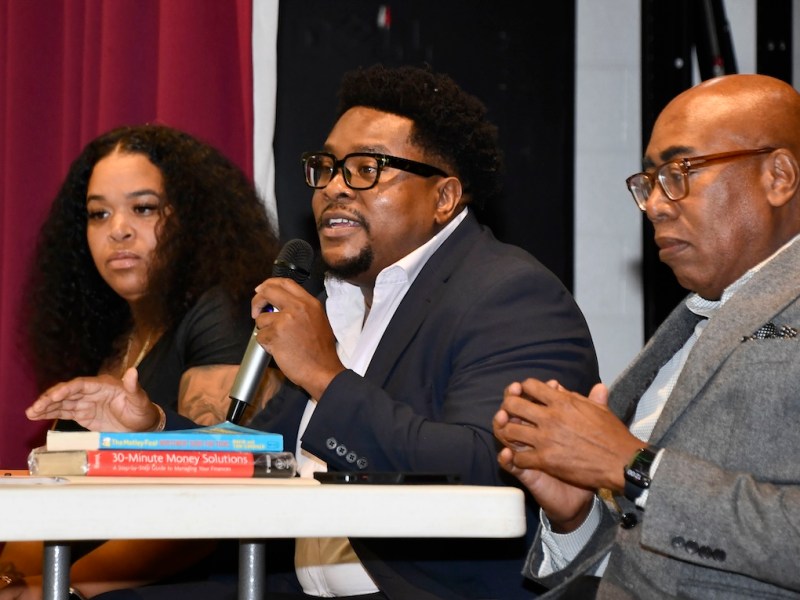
[28,421,296,479]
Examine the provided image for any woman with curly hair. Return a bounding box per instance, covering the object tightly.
[0,124,281,598]
[27,123,280,424]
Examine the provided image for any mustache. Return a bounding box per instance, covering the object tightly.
[316,204,369,232]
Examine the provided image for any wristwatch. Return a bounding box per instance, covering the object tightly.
[623,447,658,502]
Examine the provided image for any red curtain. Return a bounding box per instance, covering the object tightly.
[0,0,254,467]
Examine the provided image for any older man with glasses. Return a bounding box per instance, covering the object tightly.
[495,73,800,599]
[28,64,599,599]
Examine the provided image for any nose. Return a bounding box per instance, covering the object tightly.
[644,184,678,223]
[108,213,134,241]
[323,166,356,199]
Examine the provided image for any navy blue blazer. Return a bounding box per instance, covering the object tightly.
[169,213,599,599]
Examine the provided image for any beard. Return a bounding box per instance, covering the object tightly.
[324,244,374,282]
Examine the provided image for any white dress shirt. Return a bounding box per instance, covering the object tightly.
[294,210,468,597]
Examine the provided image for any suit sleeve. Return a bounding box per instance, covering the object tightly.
[523,500,619,588]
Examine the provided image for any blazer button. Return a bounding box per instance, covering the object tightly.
[699,545,712,559]
[346,452,357,463]
[336,444,347,456]
[356,457,368,470]
[326,437,337,450]
[671,536,685,549]
[620,512,638,529]
[685,541,699,555]
[712,549,727,562]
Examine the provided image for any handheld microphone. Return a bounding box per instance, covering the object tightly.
[226,239,315,423]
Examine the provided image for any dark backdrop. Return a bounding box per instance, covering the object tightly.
[273,0,577,289]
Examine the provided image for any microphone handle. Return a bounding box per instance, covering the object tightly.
[226,326,272,423]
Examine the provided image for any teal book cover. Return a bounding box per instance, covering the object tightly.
[46,421,283,453]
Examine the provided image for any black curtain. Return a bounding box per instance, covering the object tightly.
[273,0,577,289]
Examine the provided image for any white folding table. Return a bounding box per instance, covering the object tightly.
[0,476,526,600]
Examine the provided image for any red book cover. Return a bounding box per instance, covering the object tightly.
[28,447,296,478]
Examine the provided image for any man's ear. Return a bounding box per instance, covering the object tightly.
[434,177,464,224]
[765,149,800,208]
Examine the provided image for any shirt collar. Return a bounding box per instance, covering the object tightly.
[686,232,800,318]
[324,208,468,298]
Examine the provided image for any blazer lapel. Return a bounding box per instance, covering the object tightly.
[649,240,800,442]
[609,304,700,424]
[364,213,482,385]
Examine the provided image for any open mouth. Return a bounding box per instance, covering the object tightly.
[326,217,361,228]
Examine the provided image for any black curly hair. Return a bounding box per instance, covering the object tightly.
[336,64,503,209]
[24,124,279,390]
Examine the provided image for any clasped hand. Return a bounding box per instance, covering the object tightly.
[493,378,643,532]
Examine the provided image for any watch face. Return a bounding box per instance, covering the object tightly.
[624,466,651,487]
[623,448,657,501]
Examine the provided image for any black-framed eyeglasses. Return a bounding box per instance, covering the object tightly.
[301,151,448,190]
[626,147,776,211]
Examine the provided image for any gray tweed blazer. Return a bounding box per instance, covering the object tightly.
[526,239,800,599]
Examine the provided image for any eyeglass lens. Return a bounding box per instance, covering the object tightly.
[657,164,687,200]
[304,154,381,190]
[629,163,686,208]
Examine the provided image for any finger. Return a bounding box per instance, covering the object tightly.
[252,278,310,319]
[493,408,510,430]
[587,382,609,406]
[251,295,270,319]
[520,377,582,407]
[26,381,73,417]
[267,276,312,300]
[26,398,75,420]
[26,403,59,420]
[497,420,540,451]
[500,394,542,423]
[495,413,536,454]
[504,381,522,397]
[497,447,518,474]
[254,309,276,331]
[509,446,540,471]
[122,366,139,392]
[251,279,273,318]
[26,397,50,418]
[544,379,567,392]
[518,378,553,401]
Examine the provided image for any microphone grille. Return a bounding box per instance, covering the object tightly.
[272,239,314,284]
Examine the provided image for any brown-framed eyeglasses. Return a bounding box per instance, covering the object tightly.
[626,147,776,211]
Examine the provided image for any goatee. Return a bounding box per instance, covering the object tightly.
[324,245,374,282]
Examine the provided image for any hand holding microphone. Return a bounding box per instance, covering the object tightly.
[226,239,314,423]
[250,261,347,406]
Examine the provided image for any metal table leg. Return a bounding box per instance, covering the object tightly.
[42,542,70,600]
[41,539,266,600]
[238,539,265,600]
